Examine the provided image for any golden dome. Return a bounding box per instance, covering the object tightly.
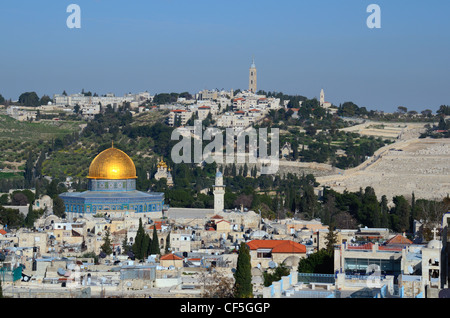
[157,157,168,169]
[88,147,137,180]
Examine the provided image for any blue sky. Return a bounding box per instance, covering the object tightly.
[0,0,449,112]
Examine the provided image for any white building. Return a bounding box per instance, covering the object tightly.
[53,92,151,108]
[168,109,194,127]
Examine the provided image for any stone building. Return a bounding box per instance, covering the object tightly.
[246,239,307,269]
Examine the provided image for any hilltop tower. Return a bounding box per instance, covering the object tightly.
[249,57,257,93]
[320,88,325,107]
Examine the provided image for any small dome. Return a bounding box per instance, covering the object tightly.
[88,147,137,180]
[282,256,300,268]
[251,267,263,276]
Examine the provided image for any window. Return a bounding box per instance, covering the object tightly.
[257,249,272,259]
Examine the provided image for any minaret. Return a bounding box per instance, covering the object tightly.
[249,57,257,93]
[213,170,225,213]
[320,88,325,107]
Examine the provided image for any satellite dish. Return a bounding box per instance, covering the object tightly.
[268,261,277,269]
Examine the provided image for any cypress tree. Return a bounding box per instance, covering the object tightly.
[380,195,389,228]
[25,204,34,228]
[122,233,130,254]
[143,234,151,258]
[150,225,160,255]
[234,242,253,298]
[165,232,171,254]
[132,218,145,260]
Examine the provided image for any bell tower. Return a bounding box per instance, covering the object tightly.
[320,88,325,107]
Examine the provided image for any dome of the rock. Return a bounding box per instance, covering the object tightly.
[88,147,137,180]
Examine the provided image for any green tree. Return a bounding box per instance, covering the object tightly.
[0,194,8,206]
[233,242,253,298]
[392,196,410,233]
[0,206,25,229]
[122,232,130,254]
[299,185,319,219]
[52,196,66,218]
[100,228,113,255]
[297,249,334,274]
[361,186,380,228]
[18,92,40,106]
[46,179,59,199]
[143,233,151,258]
[263,264,290,287]
[39,95,51,106]
[24,204,35,228]
[165,232,171,253]
[132,218,146,260]
[150,225,160,255]
[380,195,390,228]
[24,152,34,188]
[324,226,338,253]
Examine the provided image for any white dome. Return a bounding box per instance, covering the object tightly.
[282,256,300,268]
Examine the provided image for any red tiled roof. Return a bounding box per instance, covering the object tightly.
[386,234,412,245]
[247,240,306,254]
[160,253,184,261]
[211,214,224,219]
[198,106,211,109]
[148,223,161,231]
[171,109,187,113]
[0,229,7,235]
[347,242,403,252]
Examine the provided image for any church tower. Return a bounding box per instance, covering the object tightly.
[249,57,257,93]
[320,88,325,107]
[213,170,225,213]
